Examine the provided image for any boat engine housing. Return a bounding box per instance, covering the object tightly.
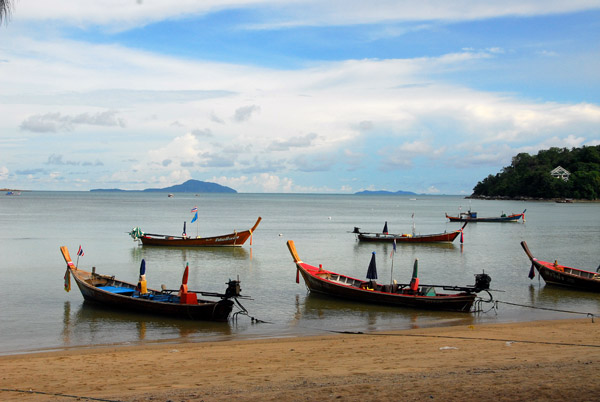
[474,272,492,292]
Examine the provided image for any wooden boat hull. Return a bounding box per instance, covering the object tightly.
[298,269,475,311]
[354,222,466,244]
[61,247,234,321]
[138,217,261,247]
[287,241,478,312]
[446,210,525,223]
[521,241,600,292]
[140,232,251,247]
[357,230,461,243]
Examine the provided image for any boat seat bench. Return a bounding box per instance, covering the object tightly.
[96,285,177,301]
[96,286,135,295]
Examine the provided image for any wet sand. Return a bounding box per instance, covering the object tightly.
[2,318,600,401]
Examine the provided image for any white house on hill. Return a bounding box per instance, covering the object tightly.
[550,166,571,181]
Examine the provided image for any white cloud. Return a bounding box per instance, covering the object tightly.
[268,133,318,151]
[12,1,600,30]
[20,110,125,133]
[2,6,599,192]
[210,173,294,193]
[425,186,440,194]
[233,105,261,122]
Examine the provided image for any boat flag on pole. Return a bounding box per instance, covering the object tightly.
[76,245,84,268]
[190,207,199,236]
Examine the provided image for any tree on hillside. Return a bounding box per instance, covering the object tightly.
[472,145,600,200]
[1,0,13,24]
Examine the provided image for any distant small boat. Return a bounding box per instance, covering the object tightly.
[5,191,21,196]
[352,222,467,244]
[167,193,174,198]
[60,246,246,321]
[521,241,600,292]
[286,240,491,312]
[129,217,261,247]
[446,209,526,223]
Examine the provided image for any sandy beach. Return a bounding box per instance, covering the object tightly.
[2,318,599,401]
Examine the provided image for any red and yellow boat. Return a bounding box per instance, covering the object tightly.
[129,217,261,247]
[60,246,243,321]
[287,240,491,312]
[521,241,600,292]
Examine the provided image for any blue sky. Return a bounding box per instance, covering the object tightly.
[1,1,599,193]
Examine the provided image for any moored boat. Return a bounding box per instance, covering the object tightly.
[129,217,261,247]
[60,246,246,321]
[521,241,600,292]
[446,209,526,222]
[286,240,491,312]
[352,222,467,244]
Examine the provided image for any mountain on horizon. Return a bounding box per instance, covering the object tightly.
[91,179,237,193]
[355,190,417,195]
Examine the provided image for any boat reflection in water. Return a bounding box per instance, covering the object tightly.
[527,284,600,310]
[61,301,235,349]
[292,293,477,333]
[131,244,251,264]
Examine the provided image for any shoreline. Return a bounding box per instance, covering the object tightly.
[2,318,599,401]
[466,195,600,202]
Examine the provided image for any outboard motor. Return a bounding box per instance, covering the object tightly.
[225,279,242,298]
[474,272,492,292]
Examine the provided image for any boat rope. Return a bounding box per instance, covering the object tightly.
[304,328,600,348]
[0,388,122,401]
[231,298,272,324]
[494,299,595,322]
[473,290,497,313]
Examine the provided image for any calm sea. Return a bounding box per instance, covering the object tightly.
[1,192,599,355]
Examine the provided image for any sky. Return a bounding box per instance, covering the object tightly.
[1,1,599,194]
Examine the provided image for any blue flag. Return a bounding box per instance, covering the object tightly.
[191,211,198,223]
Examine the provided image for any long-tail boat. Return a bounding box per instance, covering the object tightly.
[129,217,261,247]
[286,240,491,312]
[446,209,525,222]
[521,241,600,292]
[352,222,467,244]
[60,246,247,321]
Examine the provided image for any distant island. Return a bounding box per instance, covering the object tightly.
[471,145,600,200]
[355,190,417,195]
[91,179,237,193]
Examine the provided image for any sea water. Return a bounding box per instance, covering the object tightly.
[1,192,599,355]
